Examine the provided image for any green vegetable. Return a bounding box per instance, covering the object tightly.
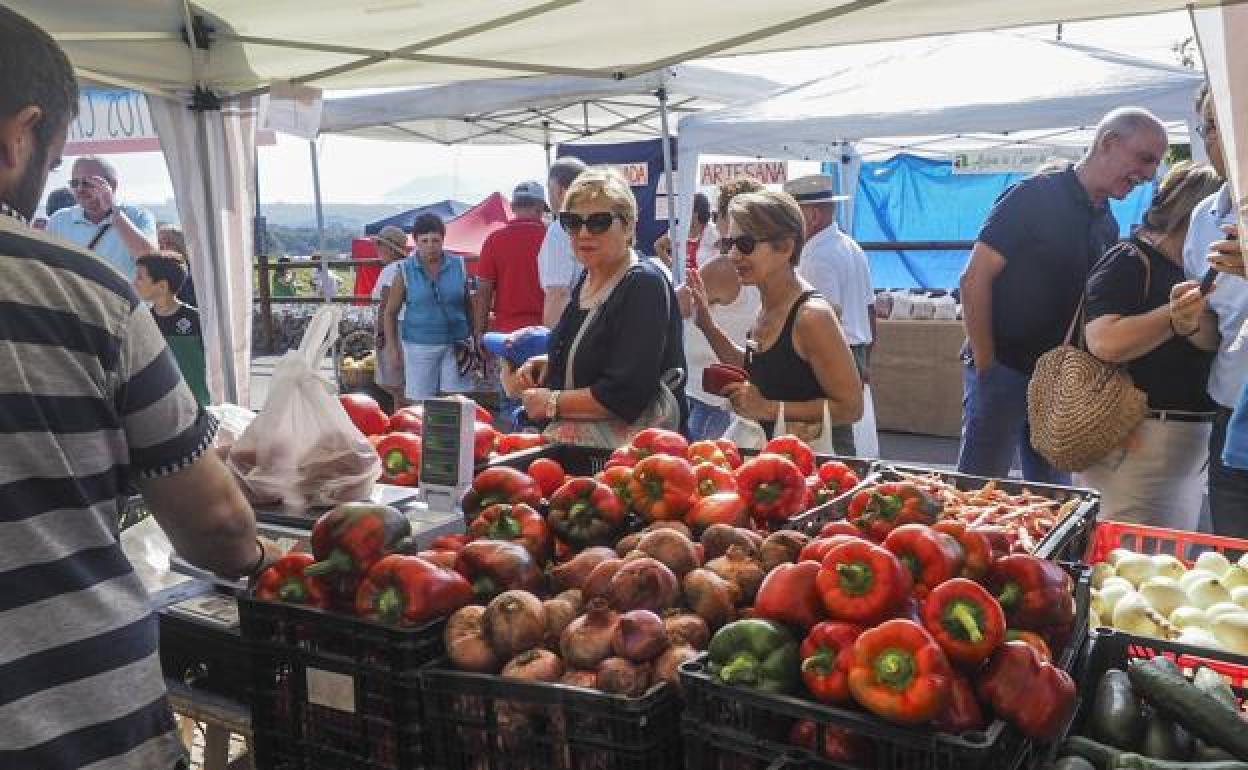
[1128,659,1248,761]
[707,618,800,695]
[1051,758,1096,770]
[1091,669,1146,749]
[1140,707,1192,761]
[1193,667,1238,711]
[1062,737,1248,770]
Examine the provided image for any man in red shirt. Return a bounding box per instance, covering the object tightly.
[475,180,548,336]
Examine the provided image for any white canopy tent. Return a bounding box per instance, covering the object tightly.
[676,32,1207,241]
[8,0,1239,404]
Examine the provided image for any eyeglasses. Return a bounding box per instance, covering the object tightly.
[1196,122,1219,139]
[68,178,95,189]
[559,211,622,235]
[717,234,779,256]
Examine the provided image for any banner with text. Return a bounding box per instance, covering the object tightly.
[951,147,1084,175]
[700,161,787,186]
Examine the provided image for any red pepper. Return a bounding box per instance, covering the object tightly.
[430,534,471,552]
[816,461,861,497]
[882,524,964,596]
[1005,629,1053,663]
[627,454,697,521]
[685,492,750,534]
[848,619,953,725]
[253,552,330,608]
[816,540,912,624]
[467,503,551,559]
[388,406,423,434]
[976,640,1076,741]
[789,720,874,764]
[526,457,566,499]
[932,520,993,580]
[985,555,1074,630]
[473,422,500,464]
[416,549,459,570]
[630,428,689,459]
[461,467,543,519]
[932,672,985,734]
[355,554,473,626]
[604,445,643,469]
[799,621,863,703]
[687,440,735,470]
[753,561,826,630]
[306,503,411,582]
[763,435,816,476]
[595,466,634,509]
[846,482,942,541]
[799,534,858,564]
[339,393,389,436]
[818,520,864,539]
[548,477,627,547]
[694,462,738,497]
[495,432,546,455]
[734,453,807,525]
[375,432,422,486]
[921,578,1006,666]
[713,439,743,469]
[455,539,545,599]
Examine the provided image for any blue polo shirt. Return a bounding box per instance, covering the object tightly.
[46,204,157,280]
[977,166,1119,374]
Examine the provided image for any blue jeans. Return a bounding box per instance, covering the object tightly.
[1210,407,1248,537]
[687,397,733,442]
[956,360,1070,485]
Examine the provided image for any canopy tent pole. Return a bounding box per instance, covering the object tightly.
[309,139,329,303]
[543,120,553,172]
[656,83,678,278]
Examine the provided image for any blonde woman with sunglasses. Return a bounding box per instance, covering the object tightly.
[688,190,862,452]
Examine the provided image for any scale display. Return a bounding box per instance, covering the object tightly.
[419,398,476,495]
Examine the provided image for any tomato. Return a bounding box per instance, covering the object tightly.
[389,406,423,434]
[528,457,567,498]
[448,393,493,423]
[339,393,389,436]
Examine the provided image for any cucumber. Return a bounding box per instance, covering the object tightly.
[1128,660,1248,761]
[1152,658,1183,677]
[1064,735,1124,768]
[1193,667,1238,711]
[1051,758,1097,770]
[1141,707,1192,761]
[1091,669,1147,749]
[1113,755,1248,769]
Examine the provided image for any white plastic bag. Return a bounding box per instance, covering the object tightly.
[206,403,256,450]
[852,385,880,458]
[228,306,381,513]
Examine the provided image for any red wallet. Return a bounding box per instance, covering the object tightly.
[702,363,748,396]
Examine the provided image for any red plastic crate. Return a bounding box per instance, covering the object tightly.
[1086,519,1248,567]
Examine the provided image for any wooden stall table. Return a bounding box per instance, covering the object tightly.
[167,680,253,770]
[868,318,966,438]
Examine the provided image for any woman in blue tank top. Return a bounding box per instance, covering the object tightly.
[382,213,477,404]
[688,190,863,452]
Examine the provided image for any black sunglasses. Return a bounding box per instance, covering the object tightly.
[718,234,779,256]
[559,211,622,235]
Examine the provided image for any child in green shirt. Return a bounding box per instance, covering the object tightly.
[134,251,210,406]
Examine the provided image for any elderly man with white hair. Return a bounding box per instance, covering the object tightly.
[46,154,158,279]
[957,106,1169,484]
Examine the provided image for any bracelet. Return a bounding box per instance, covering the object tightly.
[547,390,560,419]
[243,537,267,579]
[1170,317,1199,338]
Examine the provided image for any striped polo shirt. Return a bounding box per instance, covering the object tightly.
[0,214,216,769]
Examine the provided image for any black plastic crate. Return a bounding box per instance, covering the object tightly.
[240,594,445,770]
[683,720,824,769]
[485,442,614,477]
[680,564,1090,770]
[420,660,682,770]
[738,448,877,482]
[158,590,250,703]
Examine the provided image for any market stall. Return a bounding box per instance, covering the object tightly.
[869,318,966,439]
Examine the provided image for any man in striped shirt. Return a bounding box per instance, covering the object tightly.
[0,9,277,768]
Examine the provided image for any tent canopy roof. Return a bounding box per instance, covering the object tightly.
[678,32,1205,161]
[18,0,1226,99]
[318,65,779,145]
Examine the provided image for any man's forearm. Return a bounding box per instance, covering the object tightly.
[960,276,995,368]
[114,211,158,258]
[475,284,494,336]
[543,286,569,328]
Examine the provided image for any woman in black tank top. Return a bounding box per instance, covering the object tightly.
[687,190,863,449]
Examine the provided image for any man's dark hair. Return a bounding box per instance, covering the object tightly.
[0,7,79,148]
[137,251,189,293]
[693,193,711,226]
[45,187,75,216]
[411,212,446,237]
[549,157,588,190]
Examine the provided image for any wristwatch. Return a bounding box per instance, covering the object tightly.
[546,390,560,419]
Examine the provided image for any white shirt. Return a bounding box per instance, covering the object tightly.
[313,267,342,300]
[373,260,406,319]
[46,204,157,280]
[1183,184,1248,408]
[537,222,580,290]
[684,282,761,406]
[798,222,874,345]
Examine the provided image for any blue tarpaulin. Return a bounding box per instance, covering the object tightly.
[837,154,1156,289]
[364,199,472,235]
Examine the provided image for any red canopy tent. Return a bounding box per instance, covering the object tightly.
[444,192,513,275]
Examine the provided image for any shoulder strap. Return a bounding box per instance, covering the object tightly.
[782,290,819,338]
[1127,236,1154,302]
[86,222,112,250]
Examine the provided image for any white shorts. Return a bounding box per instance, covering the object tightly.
[375,336,404,387]
[402,342,473,401]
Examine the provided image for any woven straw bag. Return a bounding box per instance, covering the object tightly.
[1027,295,1149,472]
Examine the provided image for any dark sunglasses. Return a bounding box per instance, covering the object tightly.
[718,234,779,256]
[68,178,97,189]
[559,211,622,235]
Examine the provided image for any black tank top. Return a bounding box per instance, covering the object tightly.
[746,290,825,404]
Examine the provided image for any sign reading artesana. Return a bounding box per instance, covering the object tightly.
[700,161,787,186]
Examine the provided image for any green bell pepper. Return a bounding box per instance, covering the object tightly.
[707,618,800,695]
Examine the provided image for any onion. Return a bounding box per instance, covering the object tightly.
[549,547,618,592]
[615,532,643,557]
[555,588,584,613]
[662,611,710,650]
[559,669,599,690]
[648,520,693,539]
[683,568,740,629]
[705,545,766,604]
[583,558,625,600]
[502,648,564,683]
[597,657,651,697]
[543,596,581,647]
[636,528,700,577]
[560,597,619,669]
[484,590,547,660]
[701,524,761,562]
[607,557,681,613]
[611,609,668,663]
[760,530,811,572]
[445,605,501,673]
[653,644,698,692]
